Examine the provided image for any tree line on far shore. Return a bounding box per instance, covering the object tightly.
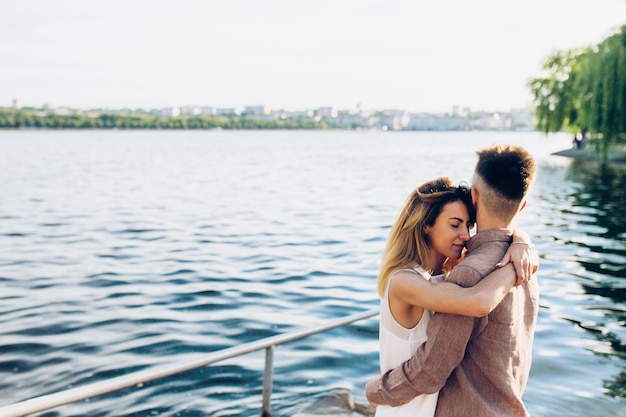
[0,109,329,130]
[529,24,626,164]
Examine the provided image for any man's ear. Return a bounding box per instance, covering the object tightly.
[519,199,527,212]
[471,187,479,205]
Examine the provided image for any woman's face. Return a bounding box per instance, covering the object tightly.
[425,200,472,266]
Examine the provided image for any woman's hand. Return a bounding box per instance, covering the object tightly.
[497,242,538,286]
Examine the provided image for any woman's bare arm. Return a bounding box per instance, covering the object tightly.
[391,264,517,318]
[390,234,537,318]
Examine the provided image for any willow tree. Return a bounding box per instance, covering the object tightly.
[528,48,584,133]
[529,25,626,164]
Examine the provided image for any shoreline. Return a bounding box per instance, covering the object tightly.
[551,146,626,166]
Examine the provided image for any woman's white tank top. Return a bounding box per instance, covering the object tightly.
[375,267,442,417]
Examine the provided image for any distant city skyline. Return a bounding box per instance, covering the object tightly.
[1,0,625,113]
[8,98,519,115]
[3,98,535,132]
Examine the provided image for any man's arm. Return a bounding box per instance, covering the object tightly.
[366,265,483,407]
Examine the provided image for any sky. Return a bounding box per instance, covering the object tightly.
[1,0,625,113]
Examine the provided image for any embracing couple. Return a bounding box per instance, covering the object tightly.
[366,144,538,417]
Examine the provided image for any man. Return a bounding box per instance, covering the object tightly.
[366,144,539,417]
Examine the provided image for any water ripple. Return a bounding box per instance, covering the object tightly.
[0,131,625,416]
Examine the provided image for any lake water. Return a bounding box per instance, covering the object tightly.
[0,130,625,417]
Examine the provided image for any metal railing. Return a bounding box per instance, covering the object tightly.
[0,308,379,417]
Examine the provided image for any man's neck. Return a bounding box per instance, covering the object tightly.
[475,212,512,232]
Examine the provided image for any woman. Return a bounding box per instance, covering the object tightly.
[375,177,536,417]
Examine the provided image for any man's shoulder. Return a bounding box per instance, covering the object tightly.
[446,262,482,287]
[464,238,510,269]
[466,228,513,250]
[465,240,507,263]
[448,232,512,286]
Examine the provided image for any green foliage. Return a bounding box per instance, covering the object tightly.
[578,27,626,157]
[528,48,587,134]
[529,25,626,163]
[0,108,330,130]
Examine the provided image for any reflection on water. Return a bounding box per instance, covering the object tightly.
[564,160,626,401]
[567,161,626,241]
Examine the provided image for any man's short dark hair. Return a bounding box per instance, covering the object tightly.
[475,144,535,201]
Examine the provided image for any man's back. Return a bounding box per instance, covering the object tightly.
[365,229,539,416]
[437,230,539,416]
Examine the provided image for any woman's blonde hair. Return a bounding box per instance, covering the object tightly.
[376,177,475,297]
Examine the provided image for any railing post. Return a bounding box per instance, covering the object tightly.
[261,345,274,417]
